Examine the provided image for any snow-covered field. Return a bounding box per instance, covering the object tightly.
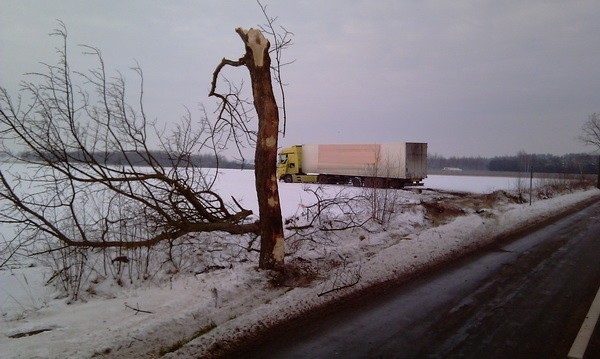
[0,165,598,358]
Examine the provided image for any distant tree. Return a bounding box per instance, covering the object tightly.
[428,153,489,171]
[579,112,600,188]
[563,153,598,174]
[488,156,518,172]
[579,112,600,152]
[432,151,597,174]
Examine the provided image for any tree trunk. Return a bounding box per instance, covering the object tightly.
[237,28,285,271]
[597,155,600,190]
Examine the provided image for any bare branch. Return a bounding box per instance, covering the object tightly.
[124,303,153,315]
[0,23,260,254]
[257,0,294,137]
[318,255,362,297]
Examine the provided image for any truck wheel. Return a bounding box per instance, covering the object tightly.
[351,177,363,187]
[282,175,292,183]
[387,179,402,189]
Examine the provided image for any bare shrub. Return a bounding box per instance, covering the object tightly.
[361,149,406,223]
[318,254,362,297]
[535,173,594,199]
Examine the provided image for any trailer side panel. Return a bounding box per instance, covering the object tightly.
[301,143,428,180]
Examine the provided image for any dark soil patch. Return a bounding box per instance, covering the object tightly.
[9,327,54,338]
[421,190,521,226]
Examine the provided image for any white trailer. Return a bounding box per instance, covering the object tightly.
[277,143,427,187]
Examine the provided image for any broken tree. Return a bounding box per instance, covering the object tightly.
[210,28,285,270]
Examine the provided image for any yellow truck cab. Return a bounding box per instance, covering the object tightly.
[277,145,318,183]
[277,146,299,178]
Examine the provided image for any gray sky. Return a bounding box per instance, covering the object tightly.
[2,0,599,157]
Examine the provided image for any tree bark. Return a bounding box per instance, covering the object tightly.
[236,28,285,270]
[597,155,600,190]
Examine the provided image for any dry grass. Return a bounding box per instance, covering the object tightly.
[420,190,522,226]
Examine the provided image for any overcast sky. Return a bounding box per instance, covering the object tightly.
[2,1,599,157]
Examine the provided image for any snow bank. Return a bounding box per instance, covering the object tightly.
[165,189,599,358]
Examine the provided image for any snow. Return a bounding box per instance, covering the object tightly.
[1,165,598,358]
[425,174,520,193]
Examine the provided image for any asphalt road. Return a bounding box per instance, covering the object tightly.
[221,198,600,359]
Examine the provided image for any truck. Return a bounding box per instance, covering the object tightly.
[276,143,427,188]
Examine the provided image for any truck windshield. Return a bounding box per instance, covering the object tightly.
[278,154,288,164]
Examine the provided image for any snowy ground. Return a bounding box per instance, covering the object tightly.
[0,167,598,358]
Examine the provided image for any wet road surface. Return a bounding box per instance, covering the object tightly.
[223,198,600,358]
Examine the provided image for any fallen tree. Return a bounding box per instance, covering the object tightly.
[0,10,292,298]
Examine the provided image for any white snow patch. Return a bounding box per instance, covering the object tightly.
[0,164,598,358]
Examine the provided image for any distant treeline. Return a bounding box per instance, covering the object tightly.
[6,150,597,174]
[11,150,253,169]
[429,152,599,174]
